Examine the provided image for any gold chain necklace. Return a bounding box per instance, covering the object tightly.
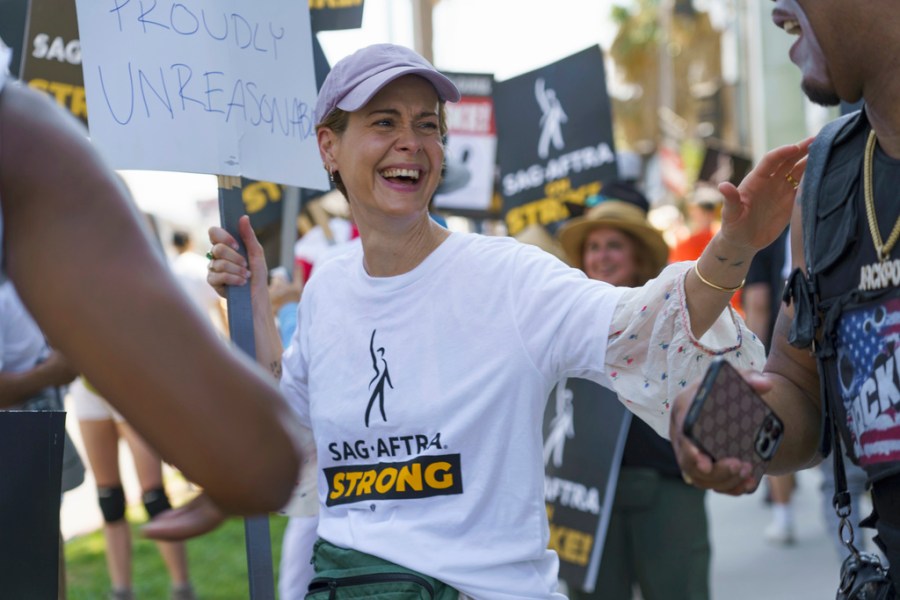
[863,129,900,262]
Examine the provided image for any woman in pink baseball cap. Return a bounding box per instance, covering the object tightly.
[207,43,808,599]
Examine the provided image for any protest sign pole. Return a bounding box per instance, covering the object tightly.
[217,175,276,600]
[279,185,302,272]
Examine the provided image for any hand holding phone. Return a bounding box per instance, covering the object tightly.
[682,359,784,482]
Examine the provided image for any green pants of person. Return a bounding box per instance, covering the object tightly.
[569,467,710,600]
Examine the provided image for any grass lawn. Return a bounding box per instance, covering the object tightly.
[65,510,290,599]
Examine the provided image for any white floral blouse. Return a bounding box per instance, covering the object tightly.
[605,261,766,439]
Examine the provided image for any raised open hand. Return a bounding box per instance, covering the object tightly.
[717,137,813,253]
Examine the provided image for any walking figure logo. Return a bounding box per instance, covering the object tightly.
[365,329,392,427]
[543,378,575,468]
[535,78,567,160]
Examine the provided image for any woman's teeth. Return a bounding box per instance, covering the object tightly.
[381,168,420,180]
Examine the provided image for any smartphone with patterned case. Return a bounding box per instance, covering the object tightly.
[682,359,784,481]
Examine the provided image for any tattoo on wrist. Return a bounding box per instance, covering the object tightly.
[270,361,282,380]
[715,255,745,267]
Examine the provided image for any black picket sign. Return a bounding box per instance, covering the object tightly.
[0,410,65,600]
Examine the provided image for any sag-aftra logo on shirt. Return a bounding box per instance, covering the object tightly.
[322,329,464,507]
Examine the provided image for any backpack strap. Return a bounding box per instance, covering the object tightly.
[802,111,861,279]
[785,110,861,350]
[782,111,861,458]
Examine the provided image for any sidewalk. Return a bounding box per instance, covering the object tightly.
[708,466,860,599]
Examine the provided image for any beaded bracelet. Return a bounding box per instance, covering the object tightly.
[693,264,744,293]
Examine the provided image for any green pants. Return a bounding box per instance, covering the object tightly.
[569,468,710,600]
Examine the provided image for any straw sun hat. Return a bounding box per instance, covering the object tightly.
[558,197,670,276]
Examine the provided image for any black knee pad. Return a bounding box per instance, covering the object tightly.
[97,486,126,523]
[142,486,172,520]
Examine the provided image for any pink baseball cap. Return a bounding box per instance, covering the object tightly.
[314,43,461,124]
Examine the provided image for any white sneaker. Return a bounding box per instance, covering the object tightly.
[764,520,796,545]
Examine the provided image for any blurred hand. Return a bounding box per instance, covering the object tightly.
[141,493,226,541]
[268,275,302,312]
[43,349,78,387]
[669,370,775,496]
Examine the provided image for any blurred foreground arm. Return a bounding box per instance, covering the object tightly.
[0,82,301,515]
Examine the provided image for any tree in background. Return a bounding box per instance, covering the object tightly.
[609,0,724,172]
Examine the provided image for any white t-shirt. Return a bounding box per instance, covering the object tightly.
[0,281,46,374]
[281,232,624,599]
[279,231,765,598]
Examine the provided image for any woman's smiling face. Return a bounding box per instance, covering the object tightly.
[321,75,445,224]
[582,226,641,287]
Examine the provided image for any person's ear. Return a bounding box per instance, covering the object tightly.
[317,127,338,172]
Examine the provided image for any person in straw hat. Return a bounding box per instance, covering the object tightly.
[559,181,669,287]
[558,181,711,600]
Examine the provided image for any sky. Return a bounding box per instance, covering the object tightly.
[127,0,630,230]
[319,0,622,81]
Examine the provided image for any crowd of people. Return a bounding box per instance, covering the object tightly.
[5,0,900,598]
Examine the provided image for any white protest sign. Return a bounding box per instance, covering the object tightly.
[75,0,329,190]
